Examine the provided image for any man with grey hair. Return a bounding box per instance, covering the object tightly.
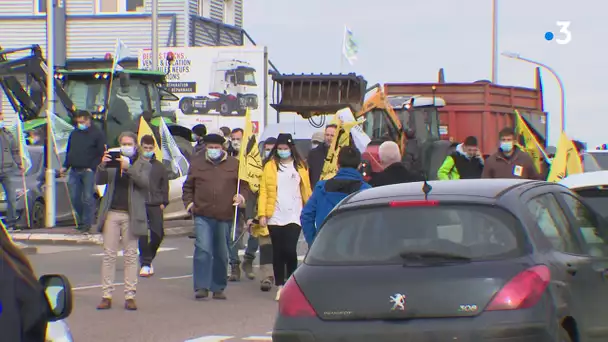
[369,141,421,187]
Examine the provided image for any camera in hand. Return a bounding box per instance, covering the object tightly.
[106,151,122,168]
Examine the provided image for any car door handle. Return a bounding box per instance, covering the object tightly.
[566,263,577,276]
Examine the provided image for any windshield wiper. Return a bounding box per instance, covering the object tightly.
[399,250,472,262]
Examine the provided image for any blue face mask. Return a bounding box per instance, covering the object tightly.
[277,150,291,159]
[264,150,271,158]
[143,151,154,158]
[77,123,87,130]
[207,148,222,160]
[500,141,513,152]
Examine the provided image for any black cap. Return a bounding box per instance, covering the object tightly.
[276,133,294,146]
[192,124,207,136]
[264,137,277,145]
[203,133,225,144]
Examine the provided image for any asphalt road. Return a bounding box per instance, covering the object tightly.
[30,236,308,341]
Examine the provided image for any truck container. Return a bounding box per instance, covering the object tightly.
[384,68,547,153]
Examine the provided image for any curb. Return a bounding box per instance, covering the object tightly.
[15,242,38,255]
[10,225,194,246]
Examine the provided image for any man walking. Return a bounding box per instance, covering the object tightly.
[182,133,247,300]
[0,112,24,230]
[307,124,337,187]
[369,141,421,187]
[437,136,484,180]
[192,124,207,155]
[227,128,243,157]
[61,110,105,233]
[482,127,541,180]
[301,146,371,246]
[138,135,169,277]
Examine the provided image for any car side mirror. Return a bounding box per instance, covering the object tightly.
[39,274,73,322]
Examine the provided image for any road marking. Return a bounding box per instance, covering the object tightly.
[73,282,124,291]
[242,337,272,340]
[160,274,192,280]
[35,246,84,254]
[91,247,177,256]
[184,336,234,342]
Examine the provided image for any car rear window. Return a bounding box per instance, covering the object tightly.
[306,204,527,265]
[574,188,608,218]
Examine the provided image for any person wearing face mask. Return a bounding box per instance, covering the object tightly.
[482,127,541,179]
[307,124,337,188]
[0,112,24,231]
[61,110,105,233]
[310,131,324,151]
[227,128,243,157]
[95,131,152,311]
[182,133,248,300]
[137,135,169,278]
[258,133,312,301]
[262,137,277,161]
[224,127,246,280]
[437,136,484,180]
[192,124,207,155]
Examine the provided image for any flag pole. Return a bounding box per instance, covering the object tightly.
[340,26,345,73]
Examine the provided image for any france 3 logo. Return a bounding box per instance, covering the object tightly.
[545,21,571,45]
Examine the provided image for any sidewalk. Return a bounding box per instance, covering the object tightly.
[10,220,194,246]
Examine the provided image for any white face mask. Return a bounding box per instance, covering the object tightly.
[311,143,319,149]
[120,145,135,157]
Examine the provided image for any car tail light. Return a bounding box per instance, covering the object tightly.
[486,265,550,311]
[278,276,317,317]
[389,200,439,207]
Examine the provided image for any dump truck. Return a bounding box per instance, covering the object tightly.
[270,73,451,180]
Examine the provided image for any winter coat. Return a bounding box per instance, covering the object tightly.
[96,157,152,236]
[369,162,423,187]
[437,144,484,180]
[258,160,312,219]
[301,167,371,245]
[307,143,329,187]
[482,146,541,180]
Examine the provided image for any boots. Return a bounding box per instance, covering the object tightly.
[228,263,241,282]
[259,264,273,292]
[242,258,255,280]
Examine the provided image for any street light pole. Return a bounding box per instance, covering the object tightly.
[491,0,498,83]
[151,0,158,70]
[45,0,56,227]
[501,51,566,133]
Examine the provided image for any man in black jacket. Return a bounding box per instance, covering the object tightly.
[307,124,337,187]
[61,110,105,233]
[138,135,169,277]
[192,124,207,156]
[369,141,422,187]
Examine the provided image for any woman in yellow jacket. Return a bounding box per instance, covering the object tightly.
[258,133,312,300]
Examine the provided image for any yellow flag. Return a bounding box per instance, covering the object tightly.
[320,118,357,180]
[515,110,545,173]
[238,109,263,192]
[547,132,583,182]
[137,117,162,159]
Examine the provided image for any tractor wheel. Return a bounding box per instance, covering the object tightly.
[30,200,45,229]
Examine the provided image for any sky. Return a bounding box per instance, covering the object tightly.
[244,0,607,148]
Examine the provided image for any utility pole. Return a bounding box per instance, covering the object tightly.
[151,0,159,70]
[491,0,498,83]
[45,0,56,227]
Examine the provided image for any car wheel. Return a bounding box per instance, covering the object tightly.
[30,200,45,229]
[559,326,573,342]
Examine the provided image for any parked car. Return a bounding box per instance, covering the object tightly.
[275,179,608,341]
[585,150,608,170]
[560,170,608,218]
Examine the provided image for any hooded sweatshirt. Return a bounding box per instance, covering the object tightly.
[301,167,371,245]
[437,143,484,180]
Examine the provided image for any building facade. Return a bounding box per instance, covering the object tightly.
[0,0,249,118]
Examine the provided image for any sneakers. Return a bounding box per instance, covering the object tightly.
[275,286,283,301]
[124,299,137,310]
[260,277,273,292]
[195,289,209,299]
[96,298,112,310]
[228,264,241,282]
[212,291,227,300]
[242,258,255,280]
[139,265,154,277]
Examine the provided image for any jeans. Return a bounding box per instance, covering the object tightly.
[0,171,17,227]
[68,169,96,227]
[193,216,230,292]
[244,234,259,260]
[138,205,164,267]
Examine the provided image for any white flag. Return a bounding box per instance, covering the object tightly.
[159,119,189,176]
[336,108,370,153]
[342,26,358,65]
[112,39,130,72]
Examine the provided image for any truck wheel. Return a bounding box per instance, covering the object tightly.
[173,135,193,162]
[179,98,194,114]
[219,102,232,116]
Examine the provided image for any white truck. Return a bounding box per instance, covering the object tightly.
[178,58,259,116]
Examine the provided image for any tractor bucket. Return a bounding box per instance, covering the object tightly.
[270,73,367,118]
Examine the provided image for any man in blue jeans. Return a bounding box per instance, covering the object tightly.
[182,133,247,300]
[0,112,25,230]
[61,111,105,233]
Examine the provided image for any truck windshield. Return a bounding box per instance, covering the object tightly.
[409,107,440,144]
[65,80,106,113]
[235,69,256,86]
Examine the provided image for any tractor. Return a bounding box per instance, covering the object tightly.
[270,73,451,180]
